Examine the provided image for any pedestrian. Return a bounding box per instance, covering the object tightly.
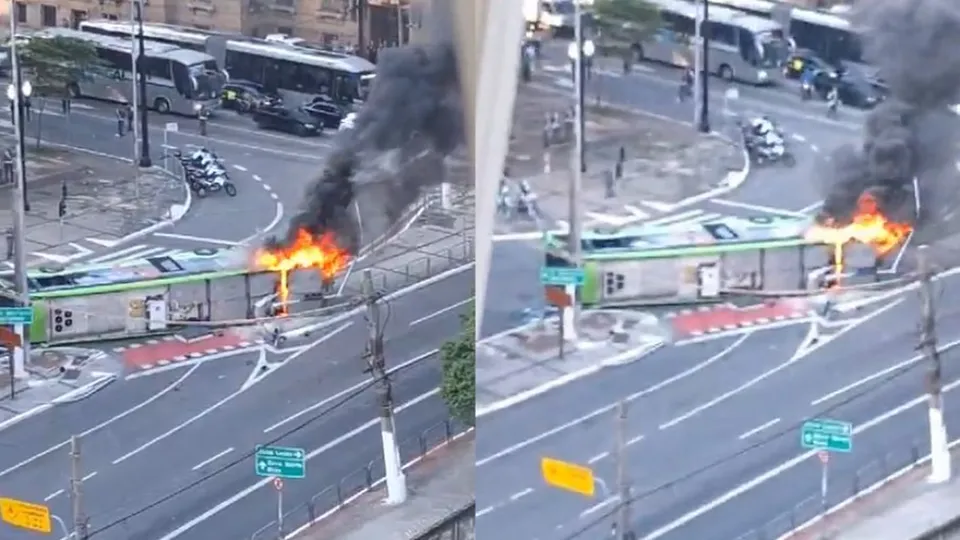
[22,96,31,121]
[125,103,134,127]
[116,106,126,137]
[61,96,70,115]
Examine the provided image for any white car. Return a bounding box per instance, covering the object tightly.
[339,112,356,131]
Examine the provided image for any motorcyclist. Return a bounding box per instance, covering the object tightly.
[800,65,817,100]
[678,68,694,102]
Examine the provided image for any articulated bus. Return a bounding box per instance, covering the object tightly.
[0,247,336,345]
[78,20,376,105]
[542,214,839,305]
[30,27,223,116]
[605,0,791,84]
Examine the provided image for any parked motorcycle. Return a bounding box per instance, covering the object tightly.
[172,148,238,198]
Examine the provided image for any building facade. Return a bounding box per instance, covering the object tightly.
[0,0,429,47]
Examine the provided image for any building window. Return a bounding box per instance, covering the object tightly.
[41,4,57,26]
[275,0,295,6]
[277,25,293,34]
[69,10,86,29]
[15,2,26,23]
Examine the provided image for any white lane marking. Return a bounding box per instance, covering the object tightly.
[657,301,900,430]
[588,452,609,464]
[709,199,808,218]
[191,447,234,471]
[475,334,750,467]
[232,164,248,171]
[82,471,98,482]
[86,237,119,248]
[737,418,781,440]
[510,487,534,501]
[493,230,564,242]
[643,210,704,227]
[790,133,807,142]
[44,489,64,502]
[125,349,259,380]
[0,363,200,478]
[263,202,284,236]
[586,211,643,227]
[153,233,243,246]
[810,336,960,406]
[797,200,824,214]
[408,297,474,327]
[263,348,437,433]
[253,174,262,182]
[627,435,645,446]
[156,388,439,540]
[477,506,494,518]
[641,370,960,539]
[623,205,650,219]
[581,495,621,518]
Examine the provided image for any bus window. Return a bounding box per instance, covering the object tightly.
[706,21,738,46]
[739,28,760,64]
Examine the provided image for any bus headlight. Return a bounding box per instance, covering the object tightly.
[758,70,769,81]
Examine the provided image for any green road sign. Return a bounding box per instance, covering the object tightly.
[0,307,32,325]
[254,445,306,479]
[540,266,585,286]
[801,418,853,453]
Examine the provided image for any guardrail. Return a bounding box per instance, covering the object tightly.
[249,418,467,540]
[732,438,926,540]
[412,502,475,540]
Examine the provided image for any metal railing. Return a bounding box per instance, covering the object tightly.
[732,438,926,540]
[413,502,476,540]
[249,418,468,540]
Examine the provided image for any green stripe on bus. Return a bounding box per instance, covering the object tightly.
[577,239,813,261]
[32,269,253,299]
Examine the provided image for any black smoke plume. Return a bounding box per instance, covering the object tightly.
[819,0,960,240]
[264,7,462,255]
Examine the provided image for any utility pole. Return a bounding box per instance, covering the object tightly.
[698,0,711,134]
[133,0,152,168]
[616,401,632,539]
[129,0,142,198]
[362,269,407,503]
[564,0,586,342]
[8,9,30,380]
[357,0,367,55]
[918,245,951,483]
[70,436,88,539]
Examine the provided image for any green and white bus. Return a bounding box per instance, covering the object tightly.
[0,248,286,344]
[544,215,829,305]
[30,27,223,116]
[611,0,792,84]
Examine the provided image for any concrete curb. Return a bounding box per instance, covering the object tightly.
[38,142,194,245]
[0,372,118,432]
[284,427,476,540]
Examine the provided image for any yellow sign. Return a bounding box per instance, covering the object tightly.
[541,457,595,497]
[0,497,52,534]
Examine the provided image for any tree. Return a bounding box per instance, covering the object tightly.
[19,35,102,146]
[592,0,662,67]
[440,299,475,427]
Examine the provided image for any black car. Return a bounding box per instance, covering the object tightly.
[783,49,838,80]
[301,97,349,129]
[251,106,321,136]
[220,81,280,114]
[813,71,884,109]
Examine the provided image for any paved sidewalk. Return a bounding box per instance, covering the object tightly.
[292,431,475,540]
[0,138,187,268]
[783,451,960,540]
[497,80,743,236]
[475,310,667,414]
[0,347,123,426]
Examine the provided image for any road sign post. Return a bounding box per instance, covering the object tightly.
[274,477,284,536]
[544,286,572,358]
[819,451,829,520]
[255,445,306,479]
[0,496,52,534]
[801,418,853,453]
[541,457,595,497]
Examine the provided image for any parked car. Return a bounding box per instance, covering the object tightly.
[251,105,321,136]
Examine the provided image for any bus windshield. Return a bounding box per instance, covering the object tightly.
[756,29,791,66]
[187,61,225,99]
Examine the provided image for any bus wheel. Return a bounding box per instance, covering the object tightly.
[719,65,734,81]
[154,97,171,114]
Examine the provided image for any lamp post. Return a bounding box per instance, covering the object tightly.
[132,0,152,168]
[5,38,32,380]
[698,0,711,133]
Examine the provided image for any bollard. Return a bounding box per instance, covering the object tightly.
[603,170,615,199]
[614,158,623,180]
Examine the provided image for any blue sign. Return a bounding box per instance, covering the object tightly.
[540,267,585,286]
[0,307,32,325]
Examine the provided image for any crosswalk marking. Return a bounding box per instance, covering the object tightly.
[585,211,644,227]
[86,237,120,248]
[623,205,650,219]
[87,244,179,265]
[643,209,705,227]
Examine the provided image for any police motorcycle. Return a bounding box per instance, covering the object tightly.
[739,116,796,168]
[173,148,238,198]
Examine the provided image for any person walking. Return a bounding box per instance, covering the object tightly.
[116,105,126,137]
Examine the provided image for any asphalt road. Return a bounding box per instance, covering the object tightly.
[474,282,960,540]
[0,270,472,540]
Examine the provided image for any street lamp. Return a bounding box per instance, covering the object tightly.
[6,79,31,213]
[131,0,152,168]
[698,0,711,133]
[566,36,594,175]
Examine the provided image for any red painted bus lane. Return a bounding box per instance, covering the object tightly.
[670,300,811,338]
[116,331,261,370]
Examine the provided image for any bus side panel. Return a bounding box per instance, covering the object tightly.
[169,281,207,322]
[29,301,48,344]
[581,262,600,305]
[208,273,254,322]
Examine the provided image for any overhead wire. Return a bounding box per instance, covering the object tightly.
[562,331,952,539]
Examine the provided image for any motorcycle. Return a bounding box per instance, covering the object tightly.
[174,149,237,198]
[748,137,796,167]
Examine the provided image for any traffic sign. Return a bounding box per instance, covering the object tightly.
[0,497,51,534]
[273,477,283,491]
[818,450,829,464]
[802,418,853,453]
[255,445,306,479]
[165,122,179,132]
[0,327,21,348]
[541,457,595,497]
[540,266,585,286]
[0,307,32,325]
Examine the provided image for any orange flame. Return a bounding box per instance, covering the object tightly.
[255,230,351,315]
[805,193,913,285]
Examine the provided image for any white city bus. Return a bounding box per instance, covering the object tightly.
[624,0,791,84]
[78,20,376,105]
[31,28,222,116]
[708,0,866,66]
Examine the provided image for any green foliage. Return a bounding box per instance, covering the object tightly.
[440,300,475,427]
[19,36,102,98]
[592,0,662,49]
